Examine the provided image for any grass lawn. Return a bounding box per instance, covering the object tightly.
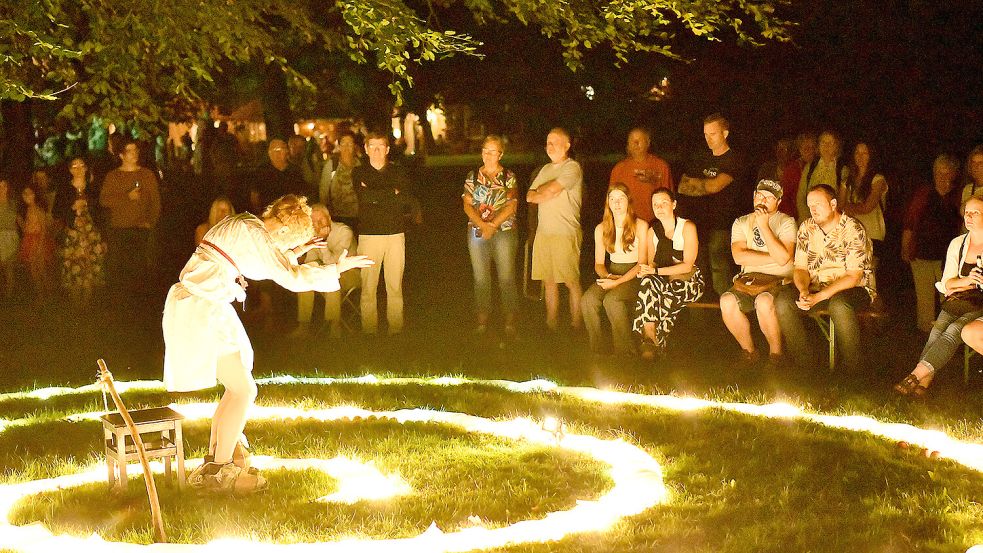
[1,378,981,552]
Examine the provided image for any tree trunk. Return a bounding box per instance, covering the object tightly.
[261,63,294,141]
[0,99,36,185]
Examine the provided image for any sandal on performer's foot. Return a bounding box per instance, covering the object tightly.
[192,462,268,494]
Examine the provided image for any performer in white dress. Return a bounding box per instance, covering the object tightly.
[163,194,371,492]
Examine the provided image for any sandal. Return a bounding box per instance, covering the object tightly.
[893,374,929,397]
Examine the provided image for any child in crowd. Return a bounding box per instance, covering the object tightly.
[18,184,55,296]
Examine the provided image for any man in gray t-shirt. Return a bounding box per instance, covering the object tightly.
[720,179,796,368]
[527,128,584,331]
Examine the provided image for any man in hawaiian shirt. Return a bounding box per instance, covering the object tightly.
[774,184,875,372]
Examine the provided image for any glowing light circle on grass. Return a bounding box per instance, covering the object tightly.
[0,403,668,552]
[0,376,982,550]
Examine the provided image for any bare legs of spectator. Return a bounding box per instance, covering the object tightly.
[544,279,583,331]
[721,291,783,356]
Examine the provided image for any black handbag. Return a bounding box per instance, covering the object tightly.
[942,289,983,317]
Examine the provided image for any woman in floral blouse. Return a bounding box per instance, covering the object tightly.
[462,135,519,340]
[54,157,106,306]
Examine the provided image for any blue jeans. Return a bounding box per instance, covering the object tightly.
[919,308,983,372]
[468,228,519,315]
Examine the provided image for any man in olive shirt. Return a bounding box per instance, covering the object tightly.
[99,138,161,300]
[353,132,422,335]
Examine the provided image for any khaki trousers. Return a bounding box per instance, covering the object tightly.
[357,233,405,334]
[297,269,360,323]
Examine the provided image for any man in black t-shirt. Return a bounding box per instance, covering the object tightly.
[352,132,422,335]
[677,113,746,297]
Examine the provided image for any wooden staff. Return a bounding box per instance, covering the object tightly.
[97,359,168,543]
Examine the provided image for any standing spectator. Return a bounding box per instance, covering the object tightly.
[902,154,962,332]
[757,138,794,183]
[960,145,983,206]
[779,133,817,218]
[0,177,19,299]
[677,113,744,297]
[255,139,306,206]
[720,179,796,368]
[634,188,704,359]
[608,127,673,222]
[463,135,520,338]
[582,183,647,357]
[17,184,55,297]
[288,135,317,199]
[895,196,983,397]
[323,132,361,231]
[195,197,236,245]
[99,139,161,301]
[31,168,56,220]
[796,131,848,222]
[775,185,874,372]
[527,128,584,332]
[293,204,359,339]
[54,157,106,306]
[353,131,421,336]
[839,142,888,258]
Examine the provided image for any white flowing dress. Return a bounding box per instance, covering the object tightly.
[163,213,340,392]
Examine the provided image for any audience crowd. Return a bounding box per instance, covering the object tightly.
[2,114,982,397]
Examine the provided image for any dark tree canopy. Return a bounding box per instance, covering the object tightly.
[1,0,791,129]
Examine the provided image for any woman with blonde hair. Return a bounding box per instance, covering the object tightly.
[581,183,647,357]
[195,196,236,245]
[163,194,371,493]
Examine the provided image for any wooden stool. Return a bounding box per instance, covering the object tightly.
[101,406,186,491]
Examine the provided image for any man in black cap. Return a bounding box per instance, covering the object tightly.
[720,179,797,369]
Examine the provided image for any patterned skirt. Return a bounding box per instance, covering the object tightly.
[60,210,106,292]
[632,268,705,349]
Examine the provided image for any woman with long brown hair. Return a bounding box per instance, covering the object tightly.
[581,183,648,357]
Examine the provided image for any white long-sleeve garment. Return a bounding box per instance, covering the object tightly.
[163,213,339,391]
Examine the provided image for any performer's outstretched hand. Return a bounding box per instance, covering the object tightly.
[291,236,328,258]
[337,249,374,273]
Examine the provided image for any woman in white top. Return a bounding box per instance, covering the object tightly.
[581,183,648,356]
[163,194,371,492]
[895,196,983,396]
[633,188,705,359]
[840,142,888,255]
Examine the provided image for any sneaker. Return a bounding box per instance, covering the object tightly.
[731,349,761,371]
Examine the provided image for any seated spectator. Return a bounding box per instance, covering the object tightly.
[0,177,18,299]
[195,197,236,245]
[959,145,983,205]
[902,154,962,332]
[582,183,648,357]
[895,196,983,396]
[839,142,888,258]
[55,157,106,306]
[775,184,874,372]
[293,204,359,339]
[720,179,796,368]
[609,127,673,222]
[779,133,817,218]
[463,135,519,339]
[796,131,848,222]
[633,188,704,360]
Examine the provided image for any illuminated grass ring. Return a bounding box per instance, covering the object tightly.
[0,403,668,552]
